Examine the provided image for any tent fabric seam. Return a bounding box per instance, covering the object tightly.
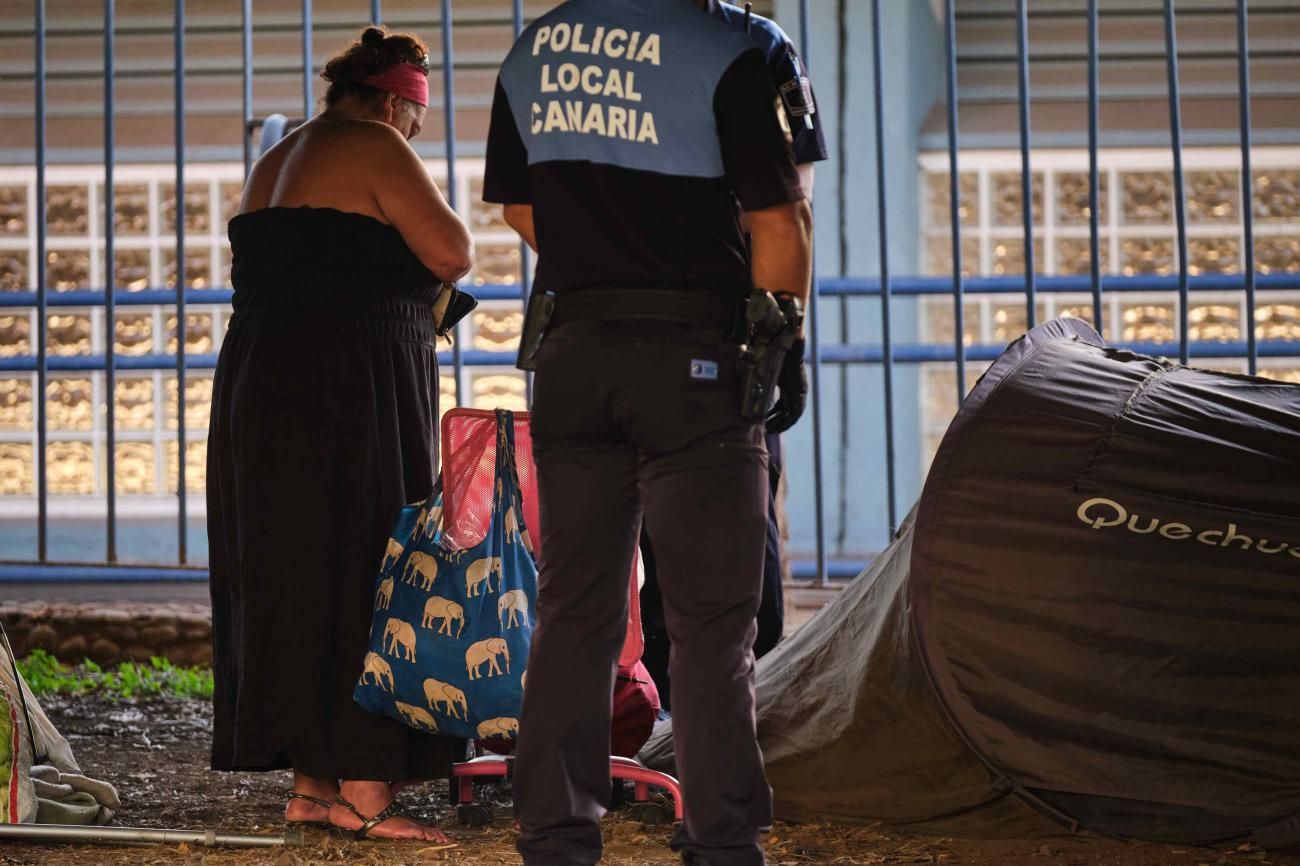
[1073,360,1172,495]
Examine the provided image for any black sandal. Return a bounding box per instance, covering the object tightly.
[334,792,441,842]
[286,792,334,828]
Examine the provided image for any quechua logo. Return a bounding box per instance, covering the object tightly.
[1076,497,1300,561]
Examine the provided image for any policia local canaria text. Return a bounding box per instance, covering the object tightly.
[530,23,662,145]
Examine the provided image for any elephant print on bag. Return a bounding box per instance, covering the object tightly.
[465,637,510,679]
[382,617,418,662]
[375,576,394,611]
[381,537,403,573]
[498,589,529,629]
[423,677,469,720]
[402,551,438,590]
[477,717,520,740]
[395,701,439,732]
[421,596,466,638]
[504,506,522,544]
[360,652,395,692]
[465,556,503,597]
[410,502,439,541]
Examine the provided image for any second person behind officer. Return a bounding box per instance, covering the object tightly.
[483,1,813,864]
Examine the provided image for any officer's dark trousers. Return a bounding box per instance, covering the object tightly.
[642,430,787,711]
[515,320,772,866]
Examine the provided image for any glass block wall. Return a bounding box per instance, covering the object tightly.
[0,159,527,513]
[918,147,1300,468]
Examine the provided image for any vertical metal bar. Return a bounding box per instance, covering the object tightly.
[301,0,313,119]
[512,0,532,405]
[1237,0,1256,376]
[944,0,967,404]
[175,0,188,563]
[1162,0,1190,366]
[1087,0,1103,336]
[104,0,118,562]
[870,0,896,536]
[440,0,464,407]
[241,0,252,178]
[34,0,48,561]
[797,0,827,587]
[1014,0,1036,328]
[371,0,381,25]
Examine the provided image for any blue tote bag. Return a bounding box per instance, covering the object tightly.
[354,409,537,742]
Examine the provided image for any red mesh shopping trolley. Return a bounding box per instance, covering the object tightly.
[440,408,683,826]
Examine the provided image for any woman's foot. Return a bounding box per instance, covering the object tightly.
[330,780,449,842]
[285,773,337,825]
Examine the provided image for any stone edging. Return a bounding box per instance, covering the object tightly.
[0,602,212,667]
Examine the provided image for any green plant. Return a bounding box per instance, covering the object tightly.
[16,650,213,701]
[14,649,98,695]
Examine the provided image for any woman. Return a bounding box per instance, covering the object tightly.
[207,26,472,841]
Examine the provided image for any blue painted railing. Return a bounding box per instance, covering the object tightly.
[7,0,1296,586]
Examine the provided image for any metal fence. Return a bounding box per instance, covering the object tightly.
[6,0,1300,586]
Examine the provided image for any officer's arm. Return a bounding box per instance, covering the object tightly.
[483,77,534,252]
[503,204,538,254]
[748,199,813,322]
[714,48,811,313]
[740,163,813,235]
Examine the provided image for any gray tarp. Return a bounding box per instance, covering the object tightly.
[641,318,1300,846]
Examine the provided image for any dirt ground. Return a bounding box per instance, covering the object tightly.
[1,696,1297,866]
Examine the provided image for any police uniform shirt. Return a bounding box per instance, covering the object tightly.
[483,0,803,300]
[711,1,828,166]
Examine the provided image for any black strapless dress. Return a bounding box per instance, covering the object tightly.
[207,207,460,779]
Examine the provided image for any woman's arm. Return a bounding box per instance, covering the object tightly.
[372,126,474,282]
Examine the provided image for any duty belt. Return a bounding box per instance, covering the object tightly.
[549,289,745,339]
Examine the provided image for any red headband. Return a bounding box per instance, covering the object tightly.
[362,62,429,108]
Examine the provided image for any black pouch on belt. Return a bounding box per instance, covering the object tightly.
[517,292,557,371]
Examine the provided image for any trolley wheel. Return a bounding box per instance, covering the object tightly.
[457,803,494,827]
[627,801,672,826]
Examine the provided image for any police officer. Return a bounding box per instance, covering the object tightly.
[639,0,829,711]
[484,0,812,863]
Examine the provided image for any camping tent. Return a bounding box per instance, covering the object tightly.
[641,318,1300,846]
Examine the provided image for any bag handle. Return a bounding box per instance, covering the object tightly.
[494,409,529,529]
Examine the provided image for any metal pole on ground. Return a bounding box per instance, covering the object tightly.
[0,824,303,848]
